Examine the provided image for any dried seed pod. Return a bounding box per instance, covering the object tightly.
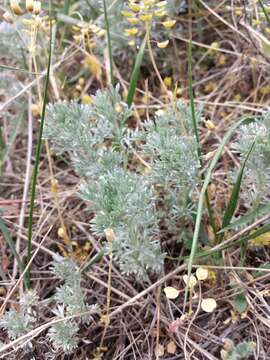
[26,0,34,12]
[205,120,216,131]
[104,228,115,242]
[10,0,24,15]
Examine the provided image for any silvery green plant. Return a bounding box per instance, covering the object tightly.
[233,110,270,208]
[48,258,97,352]
[0,290,38,341]
[0,258,96,354]
[44,86,201,279]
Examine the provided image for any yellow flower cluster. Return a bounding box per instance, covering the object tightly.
[72,22,105,51]
[122,0,176,48]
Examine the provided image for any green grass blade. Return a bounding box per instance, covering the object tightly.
[82,250,105,273]
[187,40,217,238]
[219,203,270,233]
[26,10,53,285]
[183,116,255,310]
[240,221,270,263]
[103,0,114,85]
[0,218,25,276]
[218,140,256,241]
[258,0,270,26]
[127,34,147,107]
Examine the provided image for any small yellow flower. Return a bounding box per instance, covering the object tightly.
[233,93,242,102]
[125,28,139,36]
[121,10,133,17]
[156,1,167,8]
[129,3,141,12]
[140,14,152,21]
[162,19,176,29]
[260,86,270,95]
[127,17,140,25]
[164,76,172,87]
[252,18,261,26]
[128,39,136,46]
[81,94,93,104]
[143,0,155,6]
[235,8,242,16]
[249,232,270,247]
[155,9,166,17]
[157,40,169,48]
[51,179,58,194]
[204,82,216,93]
[30,104,41,117]
[205,120,216,131]
[83,54,102,80]
[210,41,220,53]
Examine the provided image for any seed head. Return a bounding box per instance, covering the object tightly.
[26,0,34,12]
[10,0,24,15]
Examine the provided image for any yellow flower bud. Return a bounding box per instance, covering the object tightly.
[81,94,93,104]
[162,19,176,29]
[157,40,169,48]
[26,0,34,12]
[129,3,141,12]
[154,9,166,17]
[96,29,106,37]
[127,17,140,25]
[10,0,24,15]
[205,120,216,131]
[51,179,58,194]
[121,10,133,17]
[30,104,41,117]
[124,28,139,36]
[163,76,172,87]
[140,14,152,21]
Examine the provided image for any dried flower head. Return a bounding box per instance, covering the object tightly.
[26,0,34,12]
[10,0,24,15]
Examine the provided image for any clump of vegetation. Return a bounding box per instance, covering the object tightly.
[44,86,201,279]
[0,258,97,354]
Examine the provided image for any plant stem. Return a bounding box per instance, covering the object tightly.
[103,0,114,85]
[26,11,53,284]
